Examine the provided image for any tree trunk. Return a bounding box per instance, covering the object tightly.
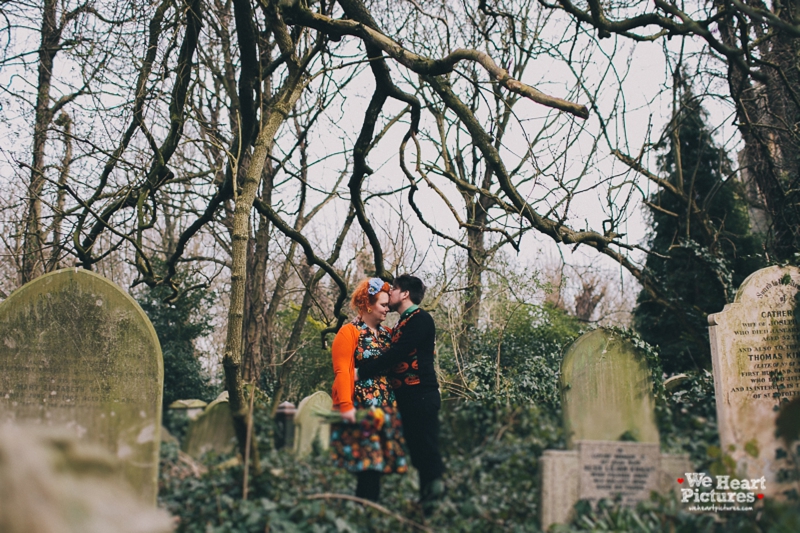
[459,224,486,364]
[242,166,274,383]
[717,2,800,262]
[222,68,306,454]
[48,112,71,271]
[23,0,61,283]
[457,162,494,364]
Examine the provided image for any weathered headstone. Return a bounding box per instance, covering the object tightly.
[664,374,691,391]
[182,392,236,459]
[561,328,659,446]
[0,268,163,503]
[709,265,800,497]
[293,391,332,457]
[168,399,208,409]
[540,328,691,531]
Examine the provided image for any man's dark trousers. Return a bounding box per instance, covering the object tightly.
[397,389,445,495]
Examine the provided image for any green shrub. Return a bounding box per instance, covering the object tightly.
[556,493,800,533]
[159,392,565,532]
[135,275,216,408]
[659,370,720,468]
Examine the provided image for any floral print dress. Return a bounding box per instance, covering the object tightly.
[330,319,408,474]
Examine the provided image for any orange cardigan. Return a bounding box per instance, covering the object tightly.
[331,323,359,413]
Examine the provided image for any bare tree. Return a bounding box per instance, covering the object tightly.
[5,0,747,461]
[541,0,800,261]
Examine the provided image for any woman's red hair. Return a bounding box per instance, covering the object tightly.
[350,278,390,314]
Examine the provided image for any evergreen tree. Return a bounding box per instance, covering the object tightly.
[634,90,763,374]
[136,276,215,408]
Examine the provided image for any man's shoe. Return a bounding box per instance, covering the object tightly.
[420,478,446,517]
[427,478,445,499]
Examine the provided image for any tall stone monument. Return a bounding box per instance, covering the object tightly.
[540,329,690,530]
[709,265,800,497]
[293,391,332,457]
[0,269,163,503]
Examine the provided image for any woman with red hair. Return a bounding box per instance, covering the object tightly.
[329,278,408,502]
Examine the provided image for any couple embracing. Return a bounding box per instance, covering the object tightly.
[329,274,445,513]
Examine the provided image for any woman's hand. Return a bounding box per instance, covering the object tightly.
[341,408,356,423]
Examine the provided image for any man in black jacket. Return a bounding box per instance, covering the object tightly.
[355,274,445,512]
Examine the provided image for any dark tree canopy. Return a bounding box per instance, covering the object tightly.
[136,274,215,407]
[634,89,763,373]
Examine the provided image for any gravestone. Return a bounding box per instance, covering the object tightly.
[561,328,659,446]
[540,328,691,530]
[182,392,236,459]
[709,265,800,497]
[168,399,208,409]
[293,391,332,457]
[0,268,163,503]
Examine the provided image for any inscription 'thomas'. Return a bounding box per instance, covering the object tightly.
[709,265,800,498]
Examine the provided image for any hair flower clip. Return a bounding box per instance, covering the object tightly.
[367,277,386,295]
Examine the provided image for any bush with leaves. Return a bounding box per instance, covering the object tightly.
[445,303,583,409]
[555,493,800,533]
[658,370,720,469]
[159,396,566,532]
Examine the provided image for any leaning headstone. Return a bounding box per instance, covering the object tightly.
[182,391,236,459]
[293,391,332,457]
[0,268,163,503]
[540,329,691,531]
[709,265,800,497]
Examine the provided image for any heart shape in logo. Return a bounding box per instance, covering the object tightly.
[677,478,684,484]
[757,494,764,499]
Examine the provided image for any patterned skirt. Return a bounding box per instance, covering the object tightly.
[330,377,408,474]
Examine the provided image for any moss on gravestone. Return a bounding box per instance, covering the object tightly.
[560,328,659,448]
[0,268,163,503]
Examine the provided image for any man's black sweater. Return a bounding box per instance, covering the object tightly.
[357,306,438,400]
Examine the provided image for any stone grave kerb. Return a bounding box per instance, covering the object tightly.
[0,268,163,503]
